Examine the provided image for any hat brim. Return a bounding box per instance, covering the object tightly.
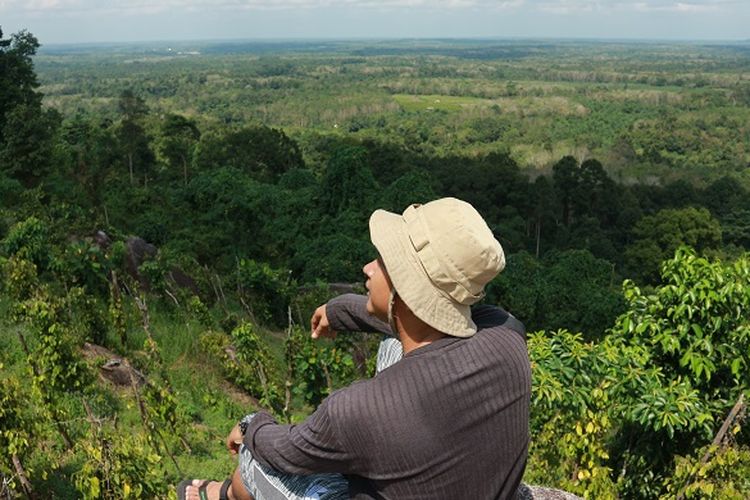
[369,209,476,338]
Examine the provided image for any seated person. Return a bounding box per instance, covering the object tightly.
[179,197,531,500]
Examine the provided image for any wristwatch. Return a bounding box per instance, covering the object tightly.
[239,413,256,436]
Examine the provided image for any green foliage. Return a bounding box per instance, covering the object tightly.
[1,257,39,301]
[625,208,722,283]
[664,444,750,499]
[52,239,111,295]
[187,295,213,328]
[157,114,200,185]
[201,324,285,415]
[381,169,438,213]
[0,104,59,187]
[489,249,624,339]
[230,322,284,413]
[15,290,93,394]
[2,216,50,269]
[0,369,37,489]
[321,145,378,216]
[136,337,190,446]
[616,248,750,395]
[193,125,303,182]
[234,258,294,326]
[293,231,374,283]
[525,329,619,498]
[0,29,42,142]
[285,325,358,408]
[74,427,171,500]
[527,248,750,498]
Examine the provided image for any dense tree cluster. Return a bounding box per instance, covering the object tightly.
[3,29,750,338]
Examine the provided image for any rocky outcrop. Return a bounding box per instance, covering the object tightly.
[125,236,157,288]
[82,342,146,387]
[517,484,582,500]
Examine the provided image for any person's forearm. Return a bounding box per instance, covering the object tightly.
[243,407,356,475]
[326,294,393,335]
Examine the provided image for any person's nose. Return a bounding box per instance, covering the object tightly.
[363,260,375,278]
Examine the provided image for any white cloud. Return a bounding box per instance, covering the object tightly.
[630,1,724,13]
[0,0,739,17]
[533,0,737,14]
[0,0,533,14]
[536,0,603,14]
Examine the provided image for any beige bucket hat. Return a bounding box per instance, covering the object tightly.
[369,197,505,338]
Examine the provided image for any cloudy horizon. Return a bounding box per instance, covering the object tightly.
[1,0,747,45]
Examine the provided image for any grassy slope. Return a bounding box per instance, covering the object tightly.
[0,296,272,496]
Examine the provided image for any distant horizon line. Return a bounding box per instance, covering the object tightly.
[38,35,750,49]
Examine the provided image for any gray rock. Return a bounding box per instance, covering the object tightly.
[516,484,583,500]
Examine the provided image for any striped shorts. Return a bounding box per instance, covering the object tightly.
[238,335,403,500]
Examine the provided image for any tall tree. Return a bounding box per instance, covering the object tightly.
[320,145,378,216]
[0,29,42,143]
[552,155,579,226]
[0,29,57,188]
[624,207,722,283]
[0,103,60,188]
[57,115,118,207]
[157,114,200,186]
[115,90,152,185]
[193,126,303,183]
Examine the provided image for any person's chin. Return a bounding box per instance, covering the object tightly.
[365,299,385,320]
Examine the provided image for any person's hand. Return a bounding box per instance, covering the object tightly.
[226,423,243,456]
[311,304,337,339]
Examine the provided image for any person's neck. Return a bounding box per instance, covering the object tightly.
[393,303,447,354]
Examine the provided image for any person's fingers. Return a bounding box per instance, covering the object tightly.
[311,305,327,338]
[311,307,321,336]
[229,440,241,455]
[226,424,243,454]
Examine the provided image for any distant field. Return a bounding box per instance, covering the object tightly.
[392,94,488,112]
[35,38,750,184]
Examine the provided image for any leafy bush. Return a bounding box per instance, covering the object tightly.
[664,443,750,499]
[234,258,294,326]
[527,248,750,498]
[74,428,171,500]
[2,216,50,269]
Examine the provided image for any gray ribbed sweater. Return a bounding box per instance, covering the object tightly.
[243,294,531,499]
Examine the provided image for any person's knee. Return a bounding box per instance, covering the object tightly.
[231,467,253,500]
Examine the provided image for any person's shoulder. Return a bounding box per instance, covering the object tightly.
[321,379,376,415]
[471,303,525,336]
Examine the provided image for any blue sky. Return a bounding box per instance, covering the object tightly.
[1,0,747,45]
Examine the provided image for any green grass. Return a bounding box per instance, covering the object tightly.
[393,93,489,112]
[0,293,272,496]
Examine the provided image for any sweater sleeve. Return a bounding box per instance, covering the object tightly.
[326,293,393,336]
[242,395,359,475]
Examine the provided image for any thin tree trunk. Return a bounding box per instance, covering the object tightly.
[111,271,126,345]
[52,408,74,450]
[676,393,746,500]
[11,454,33,499]
[127,153,134,185]
[284,306,294,421]
[182,156,188,187]
[705,393,745,452]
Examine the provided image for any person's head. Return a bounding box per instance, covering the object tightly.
[366,197,505,338]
